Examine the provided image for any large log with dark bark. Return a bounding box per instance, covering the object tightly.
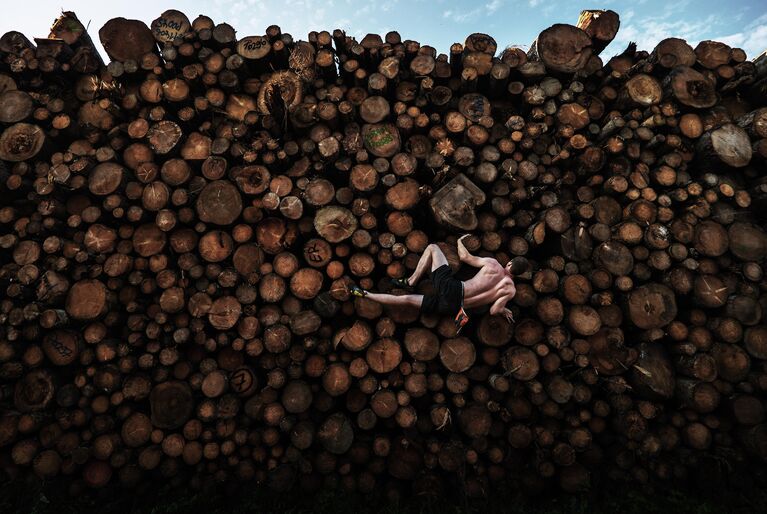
[576,9,619,55]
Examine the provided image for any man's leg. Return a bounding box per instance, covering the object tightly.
[364,292,424,309]
[407,244,448,285]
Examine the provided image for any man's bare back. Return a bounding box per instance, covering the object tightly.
[456,235,517,323]
[462,260,517,310]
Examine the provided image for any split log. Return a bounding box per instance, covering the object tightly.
[631,343,674,400]
[575,10,619,55]
[429,174,486,231]
[49,11,104,72]
[696,123,753,168]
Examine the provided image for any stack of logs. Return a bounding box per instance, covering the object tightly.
[1,7,767,498]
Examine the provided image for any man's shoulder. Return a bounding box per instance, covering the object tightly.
[480,258,503,271]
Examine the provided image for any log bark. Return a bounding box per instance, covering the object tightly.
[49,11,103,72]
[576,10,619,55]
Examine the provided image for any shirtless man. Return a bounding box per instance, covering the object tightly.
[350,235,527,331]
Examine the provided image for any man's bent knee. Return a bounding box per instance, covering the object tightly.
[430,245,448,269]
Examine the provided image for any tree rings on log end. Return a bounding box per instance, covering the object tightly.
[314,206,358,243]
[99,18,155,62]
[151,10,191,44]
[150,381,193,429]
[627,284,677,329]
[196,180,243,225]
[529,24,593,74]
[65,280,107,320]
[0,123,45,161]
[362,123,401,157]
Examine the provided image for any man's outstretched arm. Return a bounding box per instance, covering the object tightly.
[489,294,515,323]
[457,235,490,268]
[489,294,509,315]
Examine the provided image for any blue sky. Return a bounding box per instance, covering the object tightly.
[3,0,766,61]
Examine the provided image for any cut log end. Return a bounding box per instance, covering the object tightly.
[529,24,593,74]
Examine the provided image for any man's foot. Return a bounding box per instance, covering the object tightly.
[454,307,470,334]
[390,277,412,289]
[349,285,368,298]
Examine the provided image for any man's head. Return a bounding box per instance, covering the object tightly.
[505,256,530,276]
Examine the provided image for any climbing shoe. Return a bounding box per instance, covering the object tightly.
[454,306,470,334]
[349,285,367,298]
[390,277,412,289]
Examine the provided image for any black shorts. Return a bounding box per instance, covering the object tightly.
[420,264,463,315]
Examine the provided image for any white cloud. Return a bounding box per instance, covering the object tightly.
[713,24,767,59]
[528,0,541,6]
[605,13,720,58]
[356,5,373,16]
[442,7,483,23]
[662,0,690,16]
[333,18,351,29]
[486,0,502,14]
[607,9,767,60]
[748,12,767,27]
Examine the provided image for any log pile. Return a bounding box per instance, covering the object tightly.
[1,8,767,498]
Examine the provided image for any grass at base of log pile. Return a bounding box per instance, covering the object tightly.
[3,473,767,514]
